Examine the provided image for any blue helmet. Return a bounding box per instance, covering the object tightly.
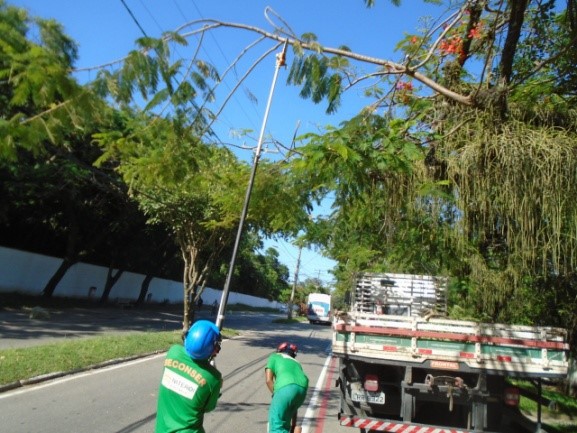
[184,320,221,360]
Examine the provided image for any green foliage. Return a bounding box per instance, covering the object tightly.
[219,237,291,300]
[292,113,424,197]
[282,277,331,308]
[280,1,577,347]
[1,3,311,312]
[0,2,104,160]
[249,161,317,237]
[287,53,343,113]
[94,109,311,322]
[95,112,246,250]
[512,3,577,98]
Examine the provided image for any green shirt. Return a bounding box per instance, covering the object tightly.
[155,344,222,433]
[265,352,309,392]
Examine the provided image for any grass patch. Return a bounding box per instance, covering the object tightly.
[510,379,577,431]
[0,328,238,386]
[541,425,577,433]
[542,423,577,433]
[515,380,577,415]
[272,317,307,324]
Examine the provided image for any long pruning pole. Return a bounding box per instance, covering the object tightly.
[215,41,288,330]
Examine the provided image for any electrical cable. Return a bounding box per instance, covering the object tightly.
[118,0,224,144]
[119,0,148,37]
[186,0,266,142]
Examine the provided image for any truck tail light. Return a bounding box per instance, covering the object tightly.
[504,387,520,407]
[364,374,379,392]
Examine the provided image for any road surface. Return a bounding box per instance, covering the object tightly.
[0,312,347,433]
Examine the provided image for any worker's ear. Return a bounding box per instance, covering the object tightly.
[213,337,222,355]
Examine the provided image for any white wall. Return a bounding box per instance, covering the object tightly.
[0,246,282,309]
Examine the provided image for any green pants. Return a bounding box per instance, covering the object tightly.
[268,384,307,433]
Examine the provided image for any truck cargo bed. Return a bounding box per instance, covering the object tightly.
[333,312,569,378]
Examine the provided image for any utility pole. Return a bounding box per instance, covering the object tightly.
[287,245,302,320]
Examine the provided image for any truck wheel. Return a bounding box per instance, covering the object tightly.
[338,361,357,415]
[337,359,372,419]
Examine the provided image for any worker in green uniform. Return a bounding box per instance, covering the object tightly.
[155,320,223,433]
[265,342,309,433]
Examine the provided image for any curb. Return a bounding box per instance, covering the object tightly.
[0,350,165,394]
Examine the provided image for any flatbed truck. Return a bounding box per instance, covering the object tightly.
[332,273,569,432]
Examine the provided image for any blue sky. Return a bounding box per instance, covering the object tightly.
[10,0,444,286]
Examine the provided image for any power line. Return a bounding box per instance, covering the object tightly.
[119,0,148,37]
[118,0,226,144]
[137,0,163,33]
[177,0,251,137]
[187,0,263,125]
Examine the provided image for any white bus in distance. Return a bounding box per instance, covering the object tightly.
[306,293,332,324]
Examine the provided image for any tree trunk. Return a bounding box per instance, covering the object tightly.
[183,283,195,335]
[43,209,80,298]
[136,274,154,305]
[181,245,198,335]
[42,257,78,297]
[100,267,124,303]
[499,0,528,85]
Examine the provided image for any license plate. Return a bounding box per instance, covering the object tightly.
[351,391,385,404]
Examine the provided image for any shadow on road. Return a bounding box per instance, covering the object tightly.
[0,306,184,349]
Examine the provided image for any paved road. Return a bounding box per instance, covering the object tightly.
[0,309,345,433]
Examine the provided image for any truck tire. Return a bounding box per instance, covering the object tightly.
[338,359,372,418]
[338,360,357,416]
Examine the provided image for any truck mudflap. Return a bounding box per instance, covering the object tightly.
[338,415,497,433]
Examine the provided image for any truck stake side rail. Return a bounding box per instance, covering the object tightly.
[333,312,569,377]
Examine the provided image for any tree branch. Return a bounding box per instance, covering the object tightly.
[175,19,473,106]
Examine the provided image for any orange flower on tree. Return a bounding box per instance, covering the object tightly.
[396,81,414,91]
[468,23,483,39]
[396,81,414,104]
[439,35,463,56]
